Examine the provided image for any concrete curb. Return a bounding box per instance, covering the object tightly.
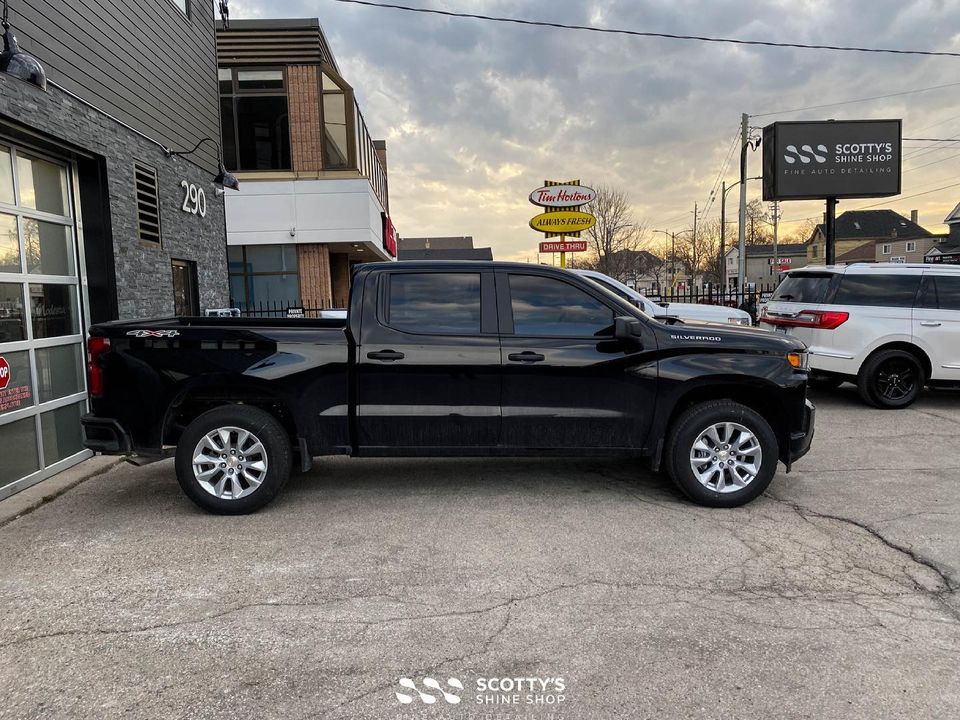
[0,456,124,529]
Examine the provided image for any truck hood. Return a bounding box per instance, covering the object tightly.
[657,318,807,353]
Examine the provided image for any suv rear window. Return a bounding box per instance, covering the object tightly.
[834,274,920,308]
[772,273,834,303]
[919,274,960,311]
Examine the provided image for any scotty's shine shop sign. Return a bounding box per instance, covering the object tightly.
[762,119,902,201]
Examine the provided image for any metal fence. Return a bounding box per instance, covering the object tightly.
[230,301,341,318]
[646,284,779,308]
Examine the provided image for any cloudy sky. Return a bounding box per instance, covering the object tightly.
[228,0,960,259]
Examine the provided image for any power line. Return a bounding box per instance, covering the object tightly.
[330,0,960,58]
[750,81,960,118]
[854,181,960,209]
[904,150,960,173]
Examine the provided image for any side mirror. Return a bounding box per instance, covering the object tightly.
[614,316,644,346]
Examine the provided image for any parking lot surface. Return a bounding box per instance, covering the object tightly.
[1,387,958,720]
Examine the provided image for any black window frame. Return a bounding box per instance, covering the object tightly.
[833,273,922,309]
[219,66,292,172]
[227,245,300,310]
[379,270,495,337]
[500,272,619,339]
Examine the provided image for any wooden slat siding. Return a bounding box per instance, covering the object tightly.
[288,65,323,172]
[297,244,333,308]
[8,0,220,173]
[544,179,582,239]
[217,28,336,67]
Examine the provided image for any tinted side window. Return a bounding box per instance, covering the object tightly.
[834,275,920,308]
[510,275,615,337]
[772,273,834,303]
[387,273,481,334]
[922,275,960,311]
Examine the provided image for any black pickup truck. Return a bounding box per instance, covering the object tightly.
[81,261,814,514]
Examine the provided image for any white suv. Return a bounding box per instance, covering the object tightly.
[759,263,960,408]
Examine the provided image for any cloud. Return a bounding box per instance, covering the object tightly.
[229,0,960,258]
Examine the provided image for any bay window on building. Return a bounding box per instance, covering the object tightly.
[220,68,292,171]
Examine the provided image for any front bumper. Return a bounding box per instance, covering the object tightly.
[81,414,132,454]
[786,399,816,468]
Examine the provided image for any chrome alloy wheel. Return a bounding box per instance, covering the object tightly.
[689,422,763,494]
[191,426,268,500]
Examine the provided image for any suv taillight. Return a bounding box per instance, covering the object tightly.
[87,336,110,398]
[763,309,849,330]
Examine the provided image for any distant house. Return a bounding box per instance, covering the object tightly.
[836,241,877,264]
[805,209,940,264]
[724,243,808,287]
[398,236,493,261]
[926,203,960,265]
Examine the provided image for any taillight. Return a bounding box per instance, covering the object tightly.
[763,309,849,330]
[87,336,110,398]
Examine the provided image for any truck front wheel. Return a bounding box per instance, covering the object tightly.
[665,401,778,508]
[175,405,292,515]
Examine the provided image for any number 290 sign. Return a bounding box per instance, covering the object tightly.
[180,180,207,218]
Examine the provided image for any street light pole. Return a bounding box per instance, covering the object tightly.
[737,113,749,296]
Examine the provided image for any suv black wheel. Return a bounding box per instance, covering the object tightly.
[664,400,778,508]
[175,405,292,514]
[857,349,924,409]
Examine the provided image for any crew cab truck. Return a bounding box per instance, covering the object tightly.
[81,261,815,514]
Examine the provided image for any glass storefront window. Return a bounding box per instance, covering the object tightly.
[243,244,297,272]
[0,350,34,416]
[16,154,68,217]
[0,283,26,343]
[0,417,40,486]
[0,146,13,205]
[23,219,74,276]
[36,344,84,403]
[250,274,300,306]
[29,284,79,339]
[40,401,85,466]
[0,213,20,273]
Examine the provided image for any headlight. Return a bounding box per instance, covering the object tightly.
[787,351,810,370]
[729,317,752,326]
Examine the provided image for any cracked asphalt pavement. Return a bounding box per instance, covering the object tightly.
[2,387,959,719]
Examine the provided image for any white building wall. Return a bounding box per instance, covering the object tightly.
[225,178,391,258]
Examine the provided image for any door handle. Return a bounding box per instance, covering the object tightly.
[508,351,545,363]
[367,350,405,361]
[920,321,942,327]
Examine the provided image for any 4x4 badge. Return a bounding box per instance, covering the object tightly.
[126,330,180,338]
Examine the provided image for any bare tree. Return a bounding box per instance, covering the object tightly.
[582,184,647,281]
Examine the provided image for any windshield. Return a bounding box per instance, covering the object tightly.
[772,273,835,304]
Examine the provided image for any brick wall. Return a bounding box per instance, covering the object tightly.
[287,65,323,173]
[330,252,352,308]
[298,243,333,307]
[0,72,228,319]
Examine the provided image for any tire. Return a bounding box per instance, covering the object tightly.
[175,405,292,515]
[856,349,924,409]
[808,374,844,391]
[664,400,779,508]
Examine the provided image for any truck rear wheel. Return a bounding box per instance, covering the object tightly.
[175,405,291,515]
[665,401,778,508]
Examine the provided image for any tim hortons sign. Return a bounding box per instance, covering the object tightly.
[529,184,598,208]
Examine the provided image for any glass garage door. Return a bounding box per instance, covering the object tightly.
[0,141,89,499]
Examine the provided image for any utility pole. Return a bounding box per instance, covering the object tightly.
[720,181,726,289]
[671,231,676,297]
[737,112,748,298]
[692,201,698,290]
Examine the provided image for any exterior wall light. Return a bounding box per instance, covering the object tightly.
[166,137,240,191]
[1,0,47,90]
